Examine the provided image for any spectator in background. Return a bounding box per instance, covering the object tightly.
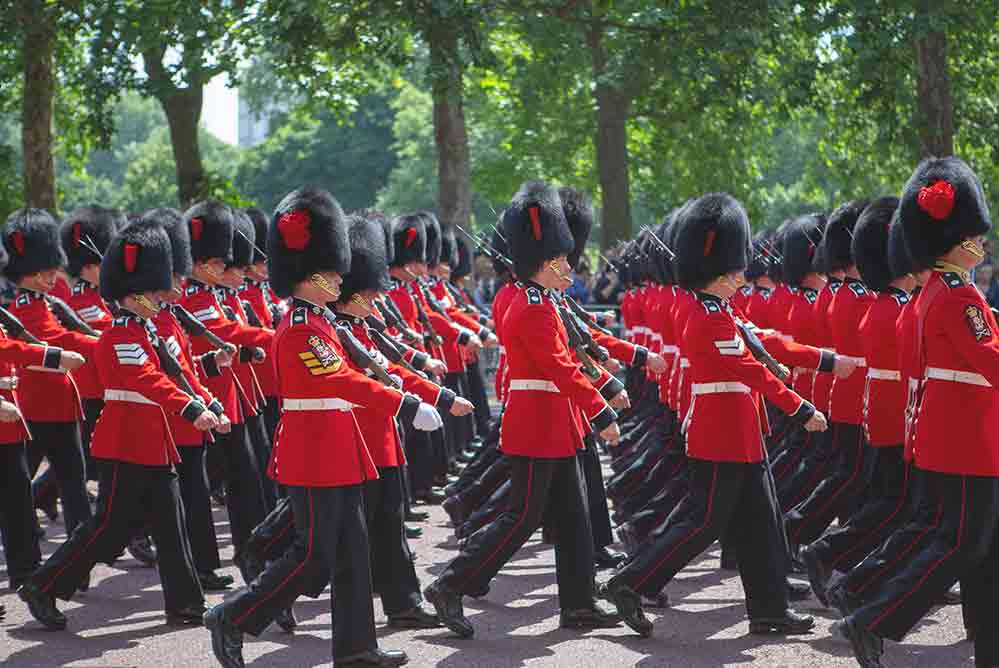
[978,264,999,309]
[592,254,624,304]
[566,257,593,304]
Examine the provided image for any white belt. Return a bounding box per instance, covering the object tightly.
[509,379,560,393]
[867,368,901,381]
[104,389,156,405]
[25,365,66,374]
[661,345,679,354]
[0,376,16,390]
[691,382,751,395]
[497,345,505,354]
[794,367,815,376]
[283,398,354,412]
[925,367,992,388]
[680,358,690,369]
[838,355,867,367]
[624,328,633,337]
[649,333,663,342]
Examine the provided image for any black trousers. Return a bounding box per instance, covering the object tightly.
[807,445,910,573]
[784,422,876,548]
[453,454,510,514]
[443,372,473,459]
[26,420,92,537]
[31,459,203,611]
[452,428,502,494]
[612,459,788,620]
[438,455,595,610]
[81,398,103,482]
[245,412,278,512]
[175,445,221,573]
[0,442,41,582]
[225,484,376,659]
[364,467,421,615]
[402,423,436,496]
[579,435,614,550]
[853,472,999,657]
[209,423,268,560]
[464,358,491,437]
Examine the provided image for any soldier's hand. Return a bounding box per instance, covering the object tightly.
[600,421,621,446]
[194,411,220,432]
[413,403,444,431]
[450,397,474,416]
[804,411,828,432]
[601,311,617,324]
[59,350,86,371]
[832,355,858,379]
[466,334,482,355]
[216,413,232,434]
[215,348,234,368]
[0,399,21,423]
[0,376,18,391]
[646,352,668,375]
[427,358,447,376]
[604,357,622,373]
[609,390,631,411]
[482,332,499,348]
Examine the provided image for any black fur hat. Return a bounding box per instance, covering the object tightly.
[899,156,991,269]
[887,212,916,279]
[338,215,391,302]
[505,180,573,280]
[675,193,751,290]
[559,187,593,270]
[391,214,426,267]
[3,209,67,283]
[358,210,395,267]
[137,207,192,278]
[60,205,125,277]
[821,199,870,272]
[100,223,174,302]
[230,209,256,268]
[438,224,459,268]
[244,208,269,264]
[781,215,824,287]
[183,200,234,263]
[453,236,473,280]
[268,187,351,298]
[420,212,443,267]
[853,197,900,292]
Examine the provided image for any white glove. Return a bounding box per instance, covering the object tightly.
[412,402,444,431]
[389,373,403,388]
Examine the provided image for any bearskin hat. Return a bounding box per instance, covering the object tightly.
[244,208,269,264]
[852,197,900,292]
[268,187,351,298]
[887,212,917,279]
[60,205,125,277]
[438,224,459,268]
[674,193,751,290]
[391,214,426,267]
[137,207,192,278]
[230,210,256,268]
[358,210,395,267]
[821,199,870,272]
[420,212,443,267]
[338,215,391,302]
[559,187,594,270]
[100,223,174,302]
[505,180,573,280]
[184,200,234,263]
[3,209,67,283]
[899,156,991,269]
[782,215,824,287]
[453,236,473,280]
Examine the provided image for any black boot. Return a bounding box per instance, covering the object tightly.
[203,604,245,668]
[17,583,67,630]
[827,582,861,618]
[841,616,884,668]
[387,604,441,629]
[748,609,815,635]
[127,533,158,567]
[598,580,652,637]
[559,602,622,629]
[199,571,235,591]
[405,509,429,522]
[442,496,467,527]
[404,525,423,539]
[786,579,812,602]
[423,580,473,638]
[595,546,627,569]
[167,602,207,626]
[801,544,831,607]
[335,648,409,667]
[275,606,297,632]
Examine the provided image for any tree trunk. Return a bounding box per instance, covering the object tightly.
[914,29,954,157]
[20,1,57,210]
[588,14,633,249]
[428,19,472,231]
[160,87,205,207]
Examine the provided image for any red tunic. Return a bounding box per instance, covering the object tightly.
[0,334,64,444]
[66,280,115,401]
[828,279,875,425]
[239,281,279,398]
[860,289,908,447]
[811,280,840,413]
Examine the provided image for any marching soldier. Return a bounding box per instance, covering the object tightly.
[204,187,443,668]
[424,181,623,638]
[17,222,215,629]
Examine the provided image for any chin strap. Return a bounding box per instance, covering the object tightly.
[133,294,161,315]
[310,273,340,300]
[547,259,571,283]
[961,238,986,259]
[351,293,375,315]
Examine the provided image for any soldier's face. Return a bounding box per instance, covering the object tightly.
[20,267,60,293]
[219,265,246,290]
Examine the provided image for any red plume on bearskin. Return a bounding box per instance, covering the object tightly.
[189,217,204,241]
[404,227,417,248]
[11,231,24,256]
[703,229,716,256]
[528,206,542,241]
[278,209,312,250]
[73,222,81,247]
[917,180,956,221]
[124,242,139,273]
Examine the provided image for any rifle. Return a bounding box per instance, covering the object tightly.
[0,306,43,344]
[331,322,402,389]
[456,225,514,273]
[558,303,603,382]
[734,318,790,382]
[409,284,444,346]
[375,298,421,344]
[150,333,198,398]
[443,280,487,319]
[46,295,99,337]
[170,305,238,355]
[564,294,613,336]
[369,327,424,377]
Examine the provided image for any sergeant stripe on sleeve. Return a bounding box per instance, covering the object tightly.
[165,336,182,358]
[193,306,220,322]
[114,342,149,366]
[76,305,105,323]
[714,337,745,356]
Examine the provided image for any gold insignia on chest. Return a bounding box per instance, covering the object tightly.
[965,304,991,342]
[299,335,342,375]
